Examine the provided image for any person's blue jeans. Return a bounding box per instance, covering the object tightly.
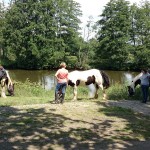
[141,85,149,103]
[55,82,67,94]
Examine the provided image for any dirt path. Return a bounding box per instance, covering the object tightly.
[0,100,150,150]
[106,100,150,116]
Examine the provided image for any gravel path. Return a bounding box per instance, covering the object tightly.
[106,100,150,116]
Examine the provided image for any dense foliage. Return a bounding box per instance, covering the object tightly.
[96,0,150,70]
[1,0,82,69]
[0,0,150,70]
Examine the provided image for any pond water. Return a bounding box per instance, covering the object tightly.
[8,69,140,90]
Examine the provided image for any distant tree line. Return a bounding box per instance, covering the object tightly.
[0,0,150,70]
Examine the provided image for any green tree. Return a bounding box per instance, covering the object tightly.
[96,0,132,70]
[51,0,82,68]
[3,0,82,69]
[130,0,150,69]
[77,16,98,69]
[0,0,6,59]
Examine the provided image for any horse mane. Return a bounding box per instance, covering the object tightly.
[132,70,150,87]
[132,73,142,82]
[0,69,7,87]
[134,79,141,87]
[5,77,9,85]
[131,73,142,88]
[0,70,13,87]
[100,71,110,89]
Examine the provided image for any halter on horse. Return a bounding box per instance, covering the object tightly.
[68,69,110,100]
[127,70,150,96]
[0,67,14,98]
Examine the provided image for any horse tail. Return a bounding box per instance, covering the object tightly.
[100,71,110,89]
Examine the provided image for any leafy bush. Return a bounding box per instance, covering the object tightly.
[14,79,52,97]
[107,83,143,101]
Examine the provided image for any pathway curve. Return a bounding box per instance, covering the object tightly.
[106,100,150,116]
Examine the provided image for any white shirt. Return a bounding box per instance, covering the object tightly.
[140,73,150,86]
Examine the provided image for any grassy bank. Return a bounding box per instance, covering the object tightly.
[0,80,145,106]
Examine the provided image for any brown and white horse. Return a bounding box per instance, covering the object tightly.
[0,69,14,98]
[128,70,150,96]
[68,69,110,100]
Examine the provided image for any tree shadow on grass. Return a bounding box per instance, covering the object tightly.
[96,101,150,150]
[1,101,150,150]
[0,105,117,150]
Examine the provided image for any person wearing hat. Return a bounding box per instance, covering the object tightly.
[54,62,69,103]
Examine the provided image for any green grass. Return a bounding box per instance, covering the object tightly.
[100,105,150,140]
[107,83,144,100]
[0,81,148,106]
[0,79,53,106]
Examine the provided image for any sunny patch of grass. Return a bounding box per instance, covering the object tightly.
[107,83,144,101]
[100,105,150,140]
[0,80,148,106]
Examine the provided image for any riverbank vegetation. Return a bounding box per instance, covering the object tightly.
[0,80,143,106]
[0,0,150,70]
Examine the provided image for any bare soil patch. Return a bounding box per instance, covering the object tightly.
[0,100,150,150]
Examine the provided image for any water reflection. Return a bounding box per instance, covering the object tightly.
[8,70,140,90]
[9,70,56,90]
[105,70,139,85]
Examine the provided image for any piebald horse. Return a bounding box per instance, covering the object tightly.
[68,69,110,100]
[0,68,14,98]
[128,70,150,96]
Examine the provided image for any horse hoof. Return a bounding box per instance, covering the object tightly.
[94,94,98,99]
[72,99,76,101]
[51,101,59,104]
[2,96,7,98]
[102,97,107,100]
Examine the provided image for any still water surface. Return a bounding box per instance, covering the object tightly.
[8,70,140,90]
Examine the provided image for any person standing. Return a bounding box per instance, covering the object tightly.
[140,69,150,103]
[54,62,69,104]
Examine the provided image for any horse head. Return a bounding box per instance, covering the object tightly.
[7,83,15,96]
[127,73,142,96]
[127,83,135,96]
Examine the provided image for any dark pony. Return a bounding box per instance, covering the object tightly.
[68,69,110,100]
[0,68,14,98]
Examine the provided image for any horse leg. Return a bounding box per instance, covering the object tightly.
[94,84,99,99]
[102,89,107,100]
[72,86,77,101]
[97,83,107,100]
[1,79,7,98]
